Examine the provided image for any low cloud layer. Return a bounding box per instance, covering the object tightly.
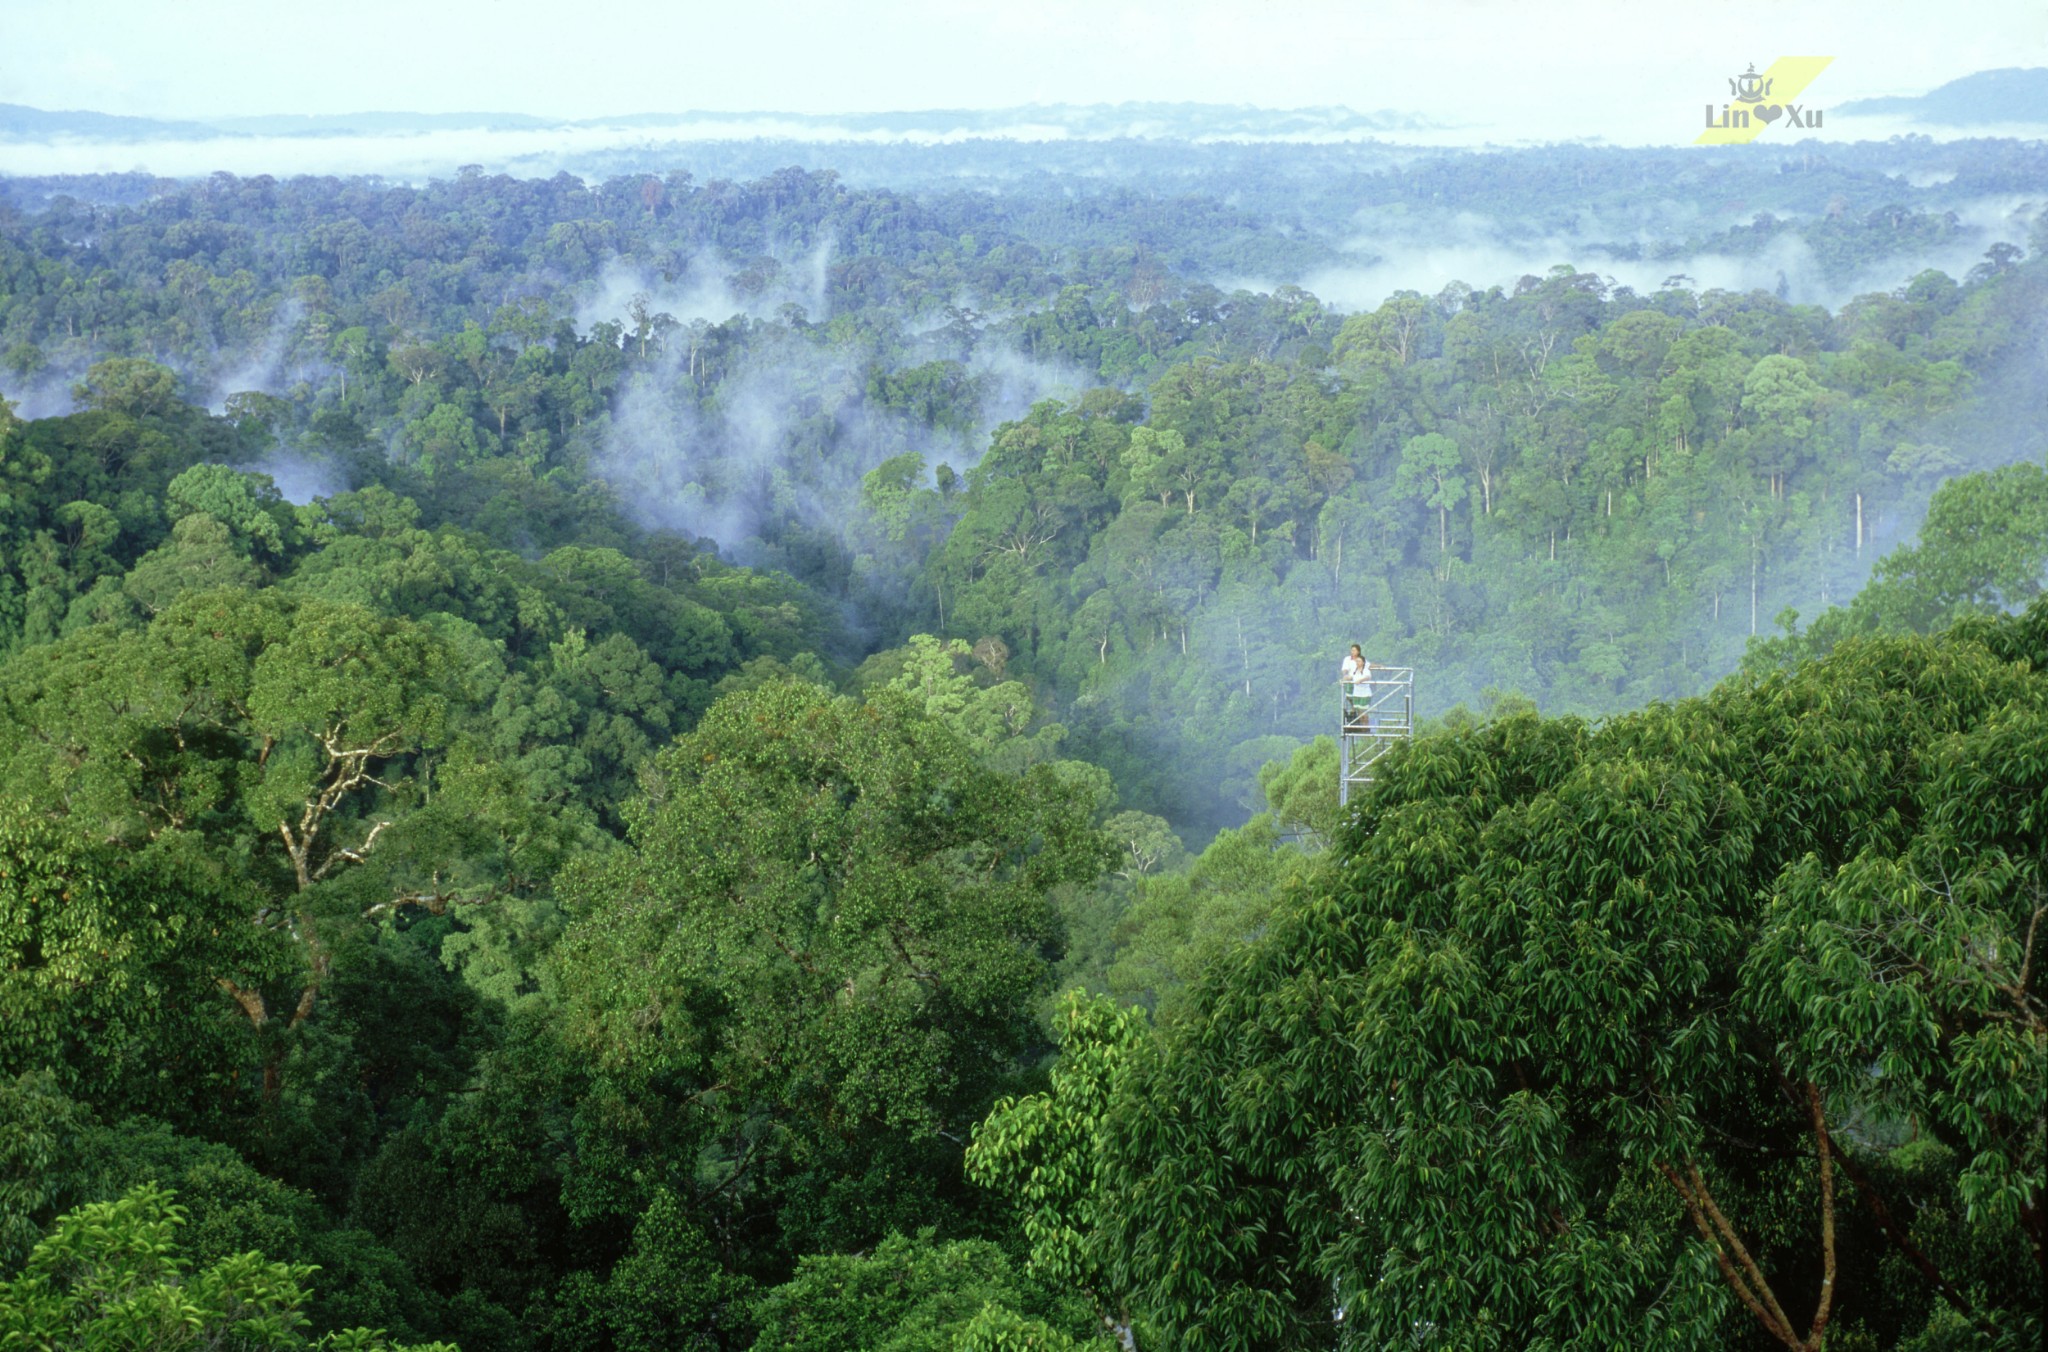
[0,104,1440,182]
[1285,194,2042,314]
[8,99,2042,185]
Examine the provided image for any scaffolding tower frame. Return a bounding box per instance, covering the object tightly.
[1339,667,1414,806]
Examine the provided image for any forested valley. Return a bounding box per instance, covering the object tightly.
[0,141,2043,1350]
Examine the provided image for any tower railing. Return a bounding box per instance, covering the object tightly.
[1339,667,1413,806]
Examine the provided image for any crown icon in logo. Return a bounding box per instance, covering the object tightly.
[1729,64,1774,103]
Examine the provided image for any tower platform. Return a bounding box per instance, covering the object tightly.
[1339,666,1413,805]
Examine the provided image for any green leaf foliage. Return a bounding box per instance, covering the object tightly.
[749,1229,1100,1352]
[0,1183,455,1351]
[1077,604,2048,1350]
[0,803,258,1119]
[0,143,2044,1352]
[547,679,1109,1257]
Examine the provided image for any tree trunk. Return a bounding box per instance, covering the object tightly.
[1751,547,1760,636]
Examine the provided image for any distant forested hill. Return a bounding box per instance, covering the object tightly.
[0,102,219,139]
[1839,65,2048,124]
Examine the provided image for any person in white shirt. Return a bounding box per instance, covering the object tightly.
[1341,644,1369,728]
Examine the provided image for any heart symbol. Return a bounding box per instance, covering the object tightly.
[1754,104,1782,123]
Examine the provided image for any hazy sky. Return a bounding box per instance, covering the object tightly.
[5,0,2045,133]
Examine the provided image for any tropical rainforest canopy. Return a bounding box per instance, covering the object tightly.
[0,136,2042,1349]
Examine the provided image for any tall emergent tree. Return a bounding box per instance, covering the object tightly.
[546,680,1108,1292]
[0,588,457,1111]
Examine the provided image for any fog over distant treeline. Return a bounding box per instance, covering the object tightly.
[5,63,2046,177]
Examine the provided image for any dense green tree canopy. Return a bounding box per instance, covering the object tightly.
[546,680,1108,1264]
[0,1183,454,1351]
[1,142,2044,1352]
[998,605,2048,1351]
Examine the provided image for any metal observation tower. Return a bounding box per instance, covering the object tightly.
[1339,666,1415,806]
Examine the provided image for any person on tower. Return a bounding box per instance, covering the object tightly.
[1341,644,1369,729]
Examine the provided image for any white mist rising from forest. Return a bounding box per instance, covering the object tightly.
[1284,197,2043,315]
[203,299,313,413]
[248,451,347,506]
[591,337,1089,555]
[575,245,834,336]
[576,236,1093,557]
[0,370,78,421]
